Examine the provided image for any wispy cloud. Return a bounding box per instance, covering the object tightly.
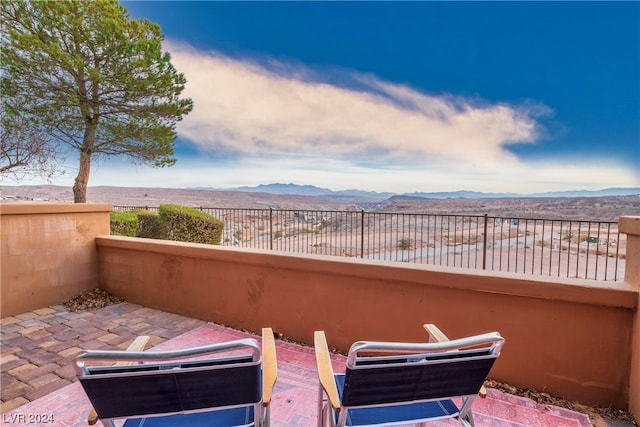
[168,42,545,166]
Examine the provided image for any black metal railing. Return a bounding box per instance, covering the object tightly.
[113,206,624,281]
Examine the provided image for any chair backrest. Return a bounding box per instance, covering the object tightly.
[74,338,262,420]
[340,332,504,407]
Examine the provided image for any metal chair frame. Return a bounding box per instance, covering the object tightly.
[75,330,277,427]
[316,329,504,427]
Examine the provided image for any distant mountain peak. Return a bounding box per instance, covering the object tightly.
[227,183,395,200]
[225,184,640,200]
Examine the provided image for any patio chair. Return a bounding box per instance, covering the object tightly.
[314,326,504,427]
[74,327,278,427]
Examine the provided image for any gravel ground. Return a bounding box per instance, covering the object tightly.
[62,288,124,312]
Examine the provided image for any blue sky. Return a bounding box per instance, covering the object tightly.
[44,2,640,193]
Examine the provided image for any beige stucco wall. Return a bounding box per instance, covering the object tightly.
[1,203,112,316]
[632,288,640,422]
[620,216,640,421]
[96,234,637,410]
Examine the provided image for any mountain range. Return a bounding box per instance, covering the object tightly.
[224,183,640,200]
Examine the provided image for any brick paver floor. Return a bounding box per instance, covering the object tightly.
[0,303,206,413]
[2,322,594,427]
[0,304,628,426]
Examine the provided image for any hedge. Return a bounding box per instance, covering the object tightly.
[136,211,163,239]
[110,206,223,245]
[158,204,224,245]
[109,211,138,237]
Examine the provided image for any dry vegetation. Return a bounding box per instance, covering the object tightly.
[62,288,124,312]
[1,185,357,210]
[3,185,639,221]
[484,380,637,426]
[369,195,640,221]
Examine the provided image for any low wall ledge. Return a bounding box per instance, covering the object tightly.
[96,235,638,310]
[0,202,113,215]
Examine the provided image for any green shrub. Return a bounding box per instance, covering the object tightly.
[158,204,223,245]
[110,205,224,244]
[136,211,162,239]
[110,211,138,236]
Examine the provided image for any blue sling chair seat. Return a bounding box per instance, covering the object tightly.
[74,328,278,427]
[314,324,505,427]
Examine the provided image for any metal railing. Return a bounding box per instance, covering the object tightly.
[113,206,624,281]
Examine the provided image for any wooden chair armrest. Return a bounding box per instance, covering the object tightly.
[314,331,341,412]
[261,328,278,407]
[423,323,449,343]
[87,335,150,425]
[422,324,487,398]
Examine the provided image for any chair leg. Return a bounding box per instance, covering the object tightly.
[326,405,336,427]
[317,385,325,427]
[337,408,349,427]
[321,402,337,427]
[459,412,475,427]
[260,403,270,427]
[458,396,477,427]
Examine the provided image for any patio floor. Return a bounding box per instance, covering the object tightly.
[1,303,594,426]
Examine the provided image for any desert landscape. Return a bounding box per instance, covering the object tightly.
[3,184,638,282]
[2,184,640,221]
[2,185,357,211]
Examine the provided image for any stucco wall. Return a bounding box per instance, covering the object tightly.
[632,288,640,422]
[620,216,640,421]
[96,234,637,410]
[1,203,112,316]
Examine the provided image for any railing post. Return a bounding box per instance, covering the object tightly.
[361,210,365,258]
[482,214,488,270]
[269,208,273,251]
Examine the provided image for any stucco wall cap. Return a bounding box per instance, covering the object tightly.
[1,203,113,215]
[619,216,640,236]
